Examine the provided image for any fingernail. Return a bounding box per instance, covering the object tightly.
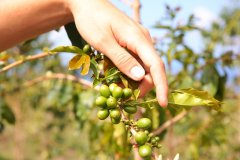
[160,95,168,107]
[130,66,145,79]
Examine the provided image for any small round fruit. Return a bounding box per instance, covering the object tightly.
[112,86,123,98]
[97,109,109,120]
[123,88,132,99]
[106,97,117,109]
[135,131,148,145]
[95,96,107,107]
[83,44,91,53]
[100,85,111,98]
[154,137,160,141]
[109,83,118,93]
[111,117,120,124]
[136,118,152,130]
[138,144,152,158]
[123,105,137,114]
[110,109,121,119]
[151,139,156,144]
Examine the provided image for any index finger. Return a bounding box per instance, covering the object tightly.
[120,25,168,107]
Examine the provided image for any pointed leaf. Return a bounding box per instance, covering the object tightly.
[125,88,221,112]
[133,89,140,100]
[120,75,128,88]
[81,55,90,75]
[90,59,100,79]
[168,88,221,111]
[104,57,115,74]
[68,54,91,75]
[68,55,83,70]
[49,46,84,55]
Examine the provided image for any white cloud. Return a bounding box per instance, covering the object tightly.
[193,7,220,28]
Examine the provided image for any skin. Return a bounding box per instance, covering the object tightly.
[0,0,168,107]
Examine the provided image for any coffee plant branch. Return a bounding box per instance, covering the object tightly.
[23,73,93,89]
[0,52,49,73]
[152,110,187,136]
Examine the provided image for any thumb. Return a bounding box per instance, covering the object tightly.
[104,43,145,81]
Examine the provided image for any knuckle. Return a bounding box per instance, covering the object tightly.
[142,27,151,37]
[115,53,134,67]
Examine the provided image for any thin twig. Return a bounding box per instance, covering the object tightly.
[0,52,49,73]
[23,73,93,89]
[152,110,187,136]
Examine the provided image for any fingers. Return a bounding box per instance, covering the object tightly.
[138,73,154,97]
[89,31,146,81]
[113,23,168,107]
[105,43,145,81]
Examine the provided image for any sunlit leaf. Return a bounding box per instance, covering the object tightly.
[120,75,128,88]
[133,89,140,100]
[125,88,221,111]
[68,54,91,75]
[0,52,10,61]
[168,88,221,111]
[93,78,101,87]
[49,46,84,55]
[81,55,90,75]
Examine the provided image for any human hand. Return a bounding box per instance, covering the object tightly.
[69,0,168,107]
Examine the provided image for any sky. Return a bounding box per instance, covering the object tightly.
[47,0,239,89]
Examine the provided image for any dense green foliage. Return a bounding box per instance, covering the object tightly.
[0,4,239,160]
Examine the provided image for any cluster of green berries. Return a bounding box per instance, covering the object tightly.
[132,118,161,158]
[95,83,133,124]
[95,83,161,159]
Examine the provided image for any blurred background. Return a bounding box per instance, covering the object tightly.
[0,0,239,159]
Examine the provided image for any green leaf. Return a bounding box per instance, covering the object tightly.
[201,65,219,96]
[0,99,15,124]
[90,59,100,79]
[104,67,121,84]
[125,88,221,111]
[49,46,84,55]
[120,75,128,88]
[93,78,101,87]
[168,88,221,111]
[103,57,115,74]
[133,89,140,100]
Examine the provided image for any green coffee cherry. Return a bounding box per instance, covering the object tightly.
[136,118,152,130]
[97,109,109,120]
[95,96,107,107]
[135,131,148,145]
[106,97,117,109]
[112,86,123,99]
[100,85,111,98]
[123,105,137,114]
[138,144,152,158]
[83,44,91,53]
[109,83,118,93]
[123,88,132,99]
[111,117,121,124]
[110,109,121,119]
[151,139,156,144]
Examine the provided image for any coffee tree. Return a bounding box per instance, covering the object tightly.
[0,3,239,160]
